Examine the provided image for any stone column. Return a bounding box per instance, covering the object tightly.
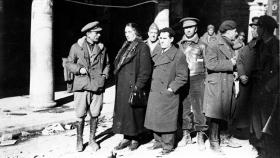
[30,0,56,108]
[0,0,3,91]
[247,0,268,42]
[154,0,170,29]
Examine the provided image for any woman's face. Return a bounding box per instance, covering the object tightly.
[125,26,137,42]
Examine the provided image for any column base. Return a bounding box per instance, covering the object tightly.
[30,100,56,109]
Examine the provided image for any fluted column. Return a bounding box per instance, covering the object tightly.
[154,0,170,29]
[247,0,268,42]
[30,0,56,108]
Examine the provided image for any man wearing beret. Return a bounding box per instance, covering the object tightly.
[177,17,207,150]
[65,21,110,152]
[249,15,279,158]
[200,24,217,45]
[203,20,238,155]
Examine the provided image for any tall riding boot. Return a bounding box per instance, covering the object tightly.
[209,120,224,155]
[76,119,84,152]
[197,131,206,150]
[89,117,100,151]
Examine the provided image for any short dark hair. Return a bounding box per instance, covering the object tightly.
[159,27,175,38]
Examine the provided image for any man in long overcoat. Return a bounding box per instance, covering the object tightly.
[65,21,110,152]
[249,15,279,157]
[203,20,238,155]
[145,27,188,155]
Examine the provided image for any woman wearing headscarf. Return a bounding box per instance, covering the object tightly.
[113,23,152,151]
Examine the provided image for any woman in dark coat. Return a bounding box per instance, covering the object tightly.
[113,23,152,151]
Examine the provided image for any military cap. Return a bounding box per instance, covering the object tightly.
[219,20,237,33]
[249,16,259,27]
[149,23,159,31]
[257,15,278,29]
[180,17,199,28]
[81,21,102,33]
[207,24,215,30]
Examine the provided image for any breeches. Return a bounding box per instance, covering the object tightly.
[74,91,103,118]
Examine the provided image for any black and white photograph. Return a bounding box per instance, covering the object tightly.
[0,0,279,158]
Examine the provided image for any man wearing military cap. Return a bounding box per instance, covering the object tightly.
[203,20,238,155]
[65,21,110,152]
[200,24,217,45]
[177,17,207,150]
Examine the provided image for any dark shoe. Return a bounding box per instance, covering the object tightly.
[89,118,100,151]
[160,149,173,155]
[129,140,140,151]
[178,130,192,146]
[76,120,84,152]
[147,142,162,150]
[197,131,206,151]
[114,139,131,150]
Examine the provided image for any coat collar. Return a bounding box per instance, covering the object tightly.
[216,34,234,59]
[154,45,177,66]
[179,34,199,44]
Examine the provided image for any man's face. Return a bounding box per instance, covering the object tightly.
[125,26,137,42]
[251,25,258,38]
[148,28,159,43]
[227,28,238,41]
[184,26,197,38]
[87,30,101,42]
[207,28,214,36]
[159,32,173,49]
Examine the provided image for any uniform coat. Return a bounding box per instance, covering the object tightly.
[203,35,235,121]
[66,37,110,92]
[113,38,152,136]
[144,45,188,132]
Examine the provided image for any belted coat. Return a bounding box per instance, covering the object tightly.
[144,45,188,132]
[203,35,235,121]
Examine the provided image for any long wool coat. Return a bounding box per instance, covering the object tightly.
[203,35,235,121]
[249,36,279,139]
[113,39,152,136]
[144,45,188,132]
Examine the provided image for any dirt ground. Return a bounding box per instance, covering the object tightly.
[0,115,258,158]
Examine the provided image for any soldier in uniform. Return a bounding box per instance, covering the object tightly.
[65,21,110,152]
[177,17,207,150]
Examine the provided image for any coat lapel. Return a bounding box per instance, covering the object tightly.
[217,35,234,59]
[154,46,176,66]
[81,42,90,67]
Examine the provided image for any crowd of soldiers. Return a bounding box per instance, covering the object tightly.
[64,14,279,157]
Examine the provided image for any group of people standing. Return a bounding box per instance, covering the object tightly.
[64,14,279,157]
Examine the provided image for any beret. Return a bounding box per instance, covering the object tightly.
[180,17,199,28]
[207,24,215,30]
[219,20,237,33]
[81,21,102,33]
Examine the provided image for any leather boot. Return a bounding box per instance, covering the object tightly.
[76,120,84,152]
[178,130,192,146]
[209,120,225,155]
[197,131,206,151]
[89,117,100,151]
